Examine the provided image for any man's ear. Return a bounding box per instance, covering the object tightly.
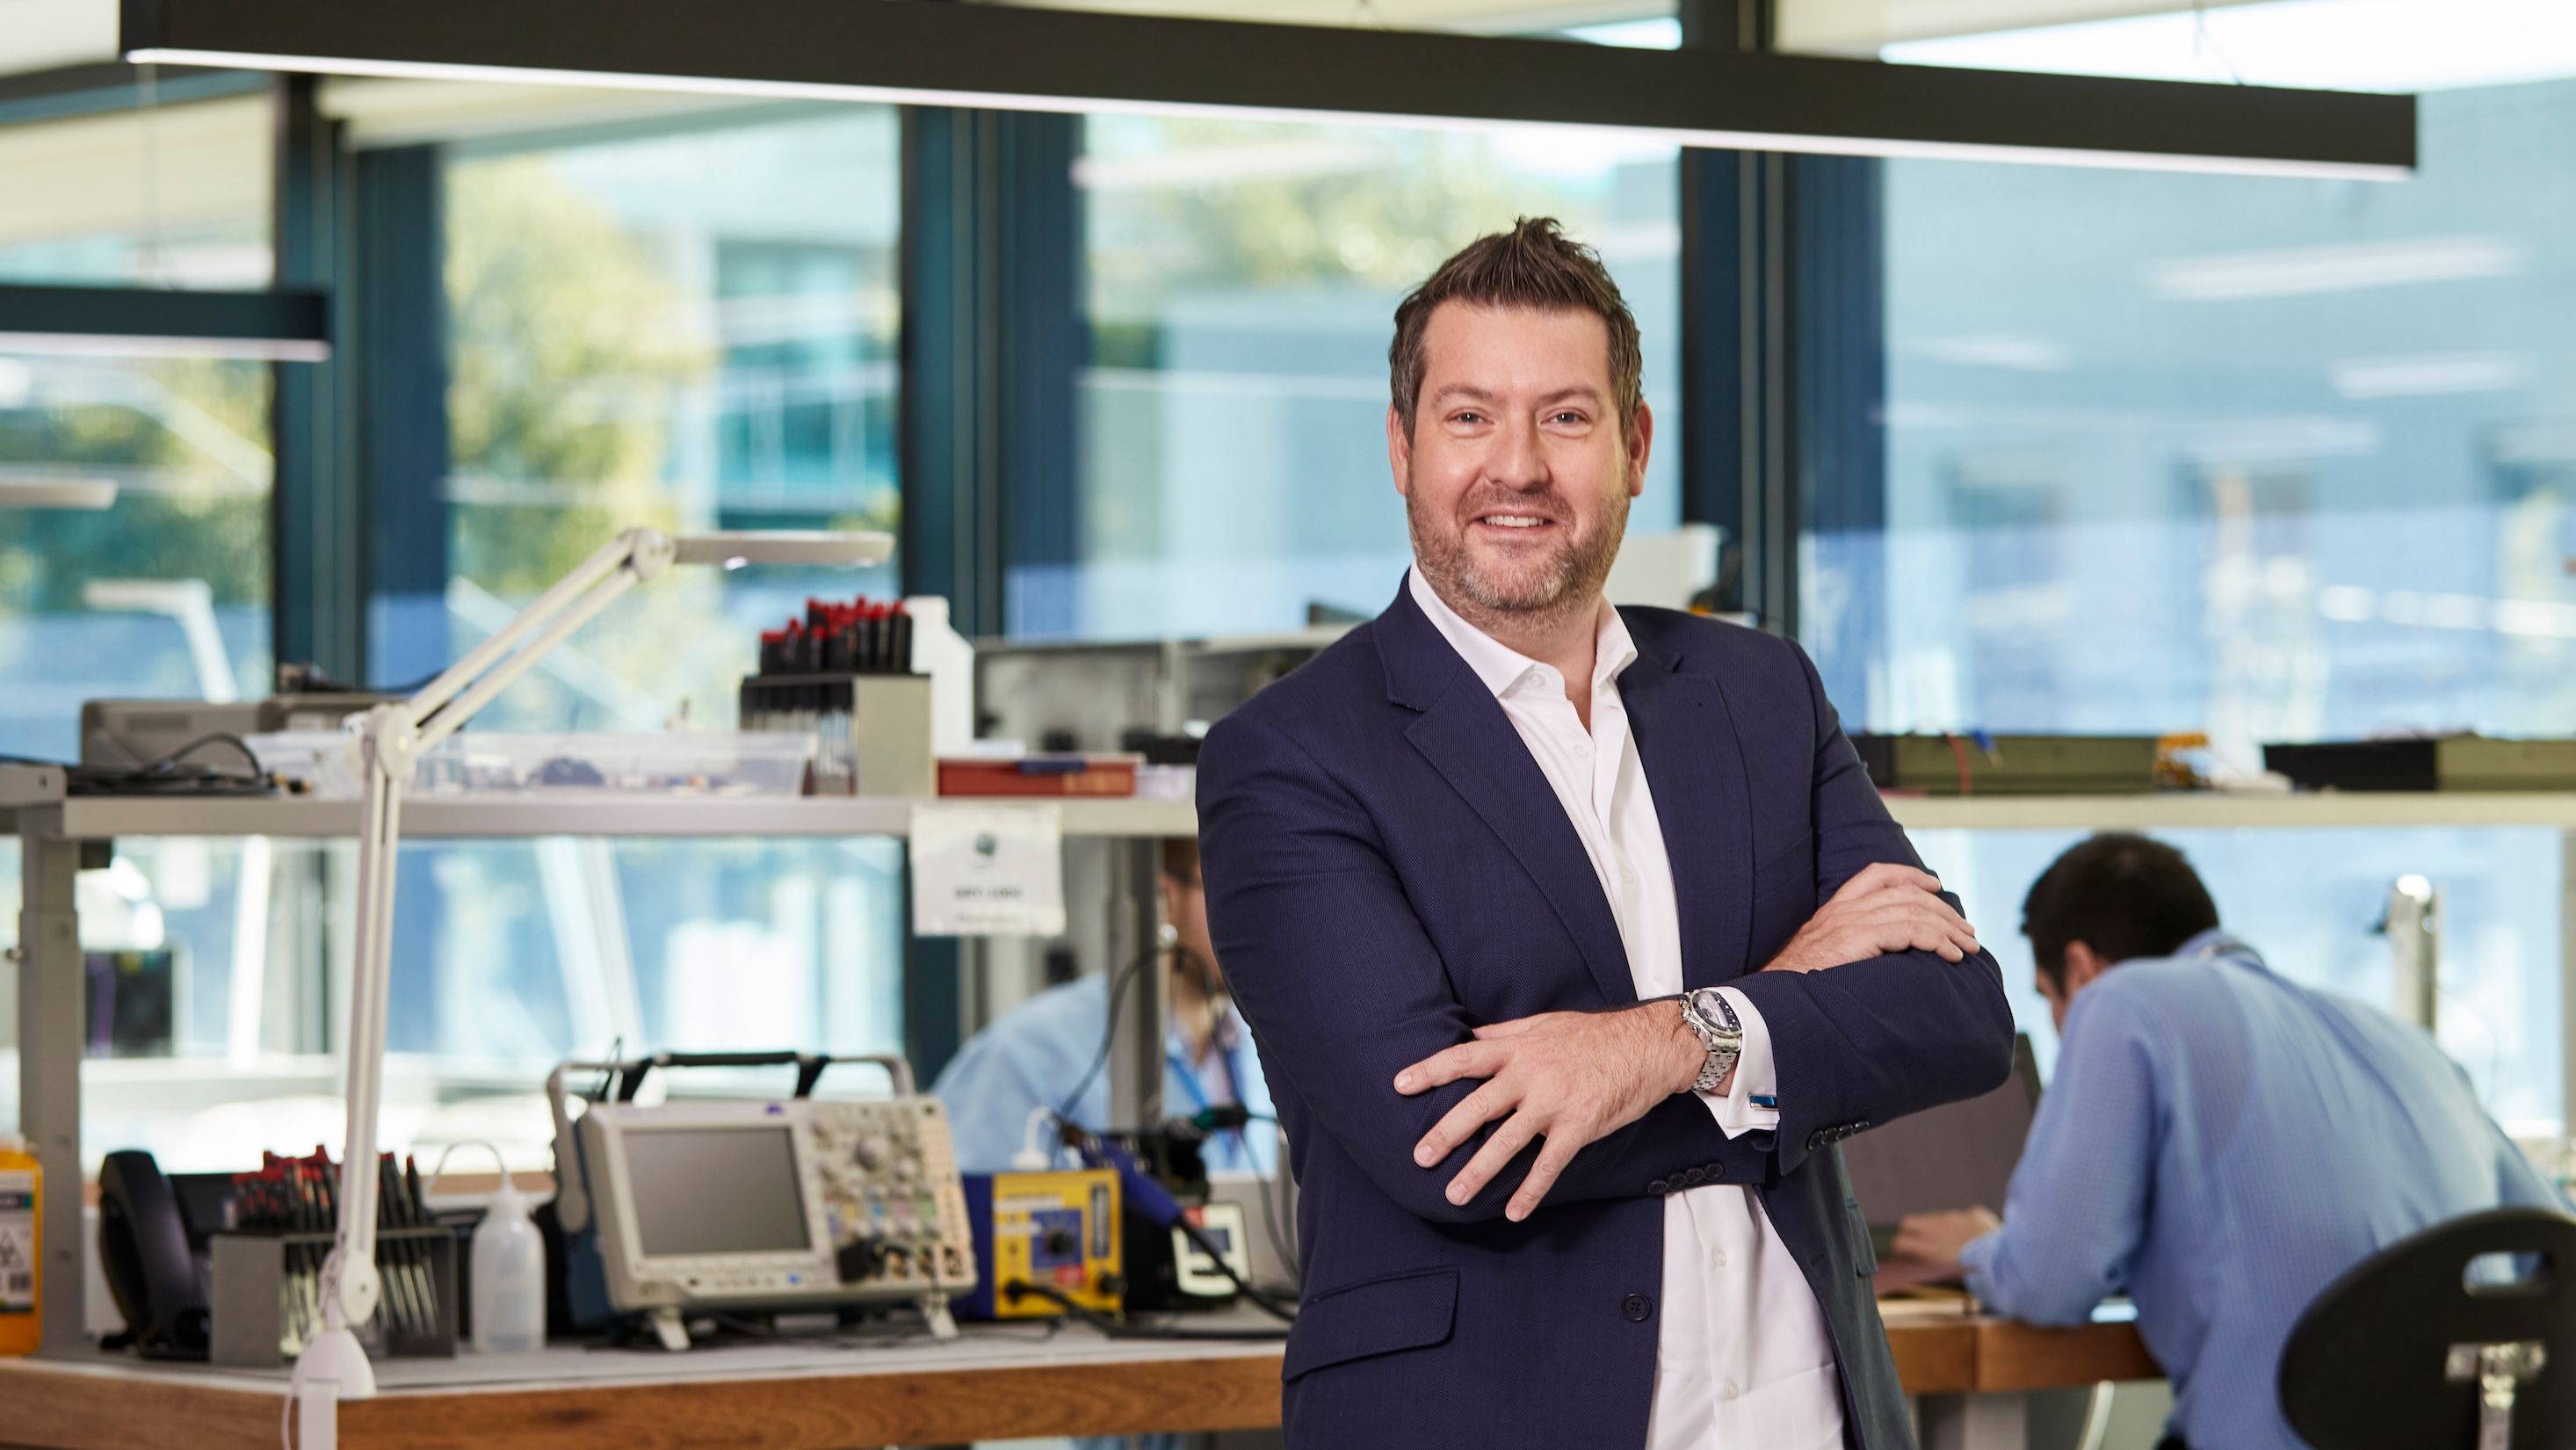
[1387,403,1412,497]
[1625,400,1653,498]
[2063,940,2109,992]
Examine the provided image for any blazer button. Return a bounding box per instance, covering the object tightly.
[1647,1179,1669,1196]
[1805,1130,1827,1151]
[1621,1293,1654,1323]
[1680,1168,1705,1187]
[1704,1162,1725,1181]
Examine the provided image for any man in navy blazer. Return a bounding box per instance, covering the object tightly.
[1198,219,2015,1450]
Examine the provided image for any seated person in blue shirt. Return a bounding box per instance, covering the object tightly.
[936,837,1275,1176]
[1894,832,2564,1450]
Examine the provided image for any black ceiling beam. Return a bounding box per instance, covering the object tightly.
[0,283,331,360]
[120,0,2414,176]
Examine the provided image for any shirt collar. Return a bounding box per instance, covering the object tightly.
[1406,563,1636,702]
[2177,926,2266,970]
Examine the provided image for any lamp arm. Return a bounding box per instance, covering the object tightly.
[405,527,668,722]
[317,526,674,1344]
[411,565,646,758]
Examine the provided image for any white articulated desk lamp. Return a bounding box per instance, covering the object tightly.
[297,527,892,1415]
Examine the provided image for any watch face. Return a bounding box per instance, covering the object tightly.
[1690,988,1740,1036]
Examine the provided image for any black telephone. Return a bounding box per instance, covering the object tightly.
[97,1150,213,1359]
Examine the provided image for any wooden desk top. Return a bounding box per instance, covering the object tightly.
[0,1314,2156,1450]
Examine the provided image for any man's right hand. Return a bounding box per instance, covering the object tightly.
[1764,862,1980,972]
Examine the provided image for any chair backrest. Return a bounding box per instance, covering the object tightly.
[2280,1207,2576,1450]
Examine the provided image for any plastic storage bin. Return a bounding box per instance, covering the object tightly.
[411,732,814,797]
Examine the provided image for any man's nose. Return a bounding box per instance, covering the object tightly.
[1487,417,1549,490]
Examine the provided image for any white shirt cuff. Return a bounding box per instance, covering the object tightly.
[1697,986,1780,1139]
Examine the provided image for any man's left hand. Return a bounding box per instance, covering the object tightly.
[1892,1207,2001,1264]
[1393,1002,1704,1222]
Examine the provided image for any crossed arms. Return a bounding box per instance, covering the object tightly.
[1197,652,2015,1226]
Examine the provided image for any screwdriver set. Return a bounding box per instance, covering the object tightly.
[742,595,934,796]
[211,1148,459,1367]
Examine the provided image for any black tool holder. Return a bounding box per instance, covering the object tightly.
[210,1227,459,1367]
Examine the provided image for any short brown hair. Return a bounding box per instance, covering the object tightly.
[1388,216,1644,440]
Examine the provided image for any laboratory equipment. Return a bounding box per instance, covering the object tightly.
[958,1169,1122,1321]
[1849,734,2161,795]
[548,1051,977,1352]
[308,526,886,1407]
[206,1149,459,1367]
[0,1138,38,1356]
[423,1142,545,1355]
[2266,735,2576,792]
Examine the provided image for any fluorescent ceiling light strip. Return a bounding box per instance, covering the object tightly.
[0,330,330,363]
[125,47,2411,181]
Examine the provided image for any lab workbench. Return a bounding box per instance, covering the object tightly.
[10,765,2576,1367]
[0,1311,2155,1450]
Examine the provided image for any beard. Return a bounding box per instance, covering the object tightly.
[1406,468,1631,634]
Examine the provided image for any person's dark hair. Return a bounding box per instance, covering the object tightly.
[2022,833,2220,990]
[1388,216,1644,441]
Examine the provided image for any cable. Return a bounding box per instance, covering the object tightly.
[11,733,282,799]
[1056,943,1162,1128]
[1175,1217,1299,1323]
[1002,1280,1288,1342]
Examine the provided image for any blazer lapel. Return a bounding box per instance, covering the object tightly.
[1405,685,1639,1008]
[1375,577,1635,1008]
[1619,620,1755,989]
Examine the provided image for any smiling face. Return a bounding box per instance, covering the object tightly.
[1391,301,1652,635]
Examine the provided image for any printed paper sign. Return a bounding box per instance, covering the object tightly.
[909,802,1067,937]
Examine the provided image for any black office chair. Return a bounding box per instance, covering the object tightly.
[2280,1207,2576,1450]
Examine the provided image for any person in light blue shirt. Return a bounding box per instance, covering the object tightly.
[1896,832,2565,1450]
[936,837,1276,1177]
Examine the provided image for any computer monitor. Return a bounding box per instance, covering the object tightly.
[1842,1033,2041,1230]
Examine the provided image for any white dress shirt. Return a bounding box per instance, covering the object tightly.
[1409,568,1845,1450]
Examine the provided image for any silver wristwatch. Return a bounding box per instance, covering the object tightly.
[1679,987,1744,1095]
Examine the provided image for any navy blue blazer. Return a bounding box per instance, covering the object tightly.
[1197,581,2015,1450]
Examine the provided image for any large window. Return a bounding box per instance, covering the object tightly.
[430,104,903,721]
[0,356,273,759]
[293,105,922,1165]
[1046,117,1684,640]
[0,89,282,1167]
[1805,59,2576,1133]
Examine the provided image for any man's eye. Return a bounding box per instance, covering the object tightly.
[1451,411,1487,425]
[1550,411,1589,426]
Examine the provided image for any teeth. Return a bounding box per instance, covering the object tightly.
[1482,517,1546,528]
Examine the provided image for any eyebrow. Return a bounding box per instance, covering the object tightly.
[1429,385,1605,409]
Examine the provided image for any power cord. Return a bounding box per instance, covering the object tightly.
[7,733,286,798]
[1055,944,1163,1127]
[1002,1280,1288,1342]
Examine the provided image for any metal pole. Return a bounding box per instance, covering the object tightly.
[18,816,86,1356]
[1107,838,1167,1133]
[2560,830,2575,1145]
[2383,875,2440,1034]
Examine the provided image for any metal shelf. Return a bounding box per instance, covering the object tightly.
[11,777,2573,843]
[0,780,1198,842]
[1885,790,2576,832]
